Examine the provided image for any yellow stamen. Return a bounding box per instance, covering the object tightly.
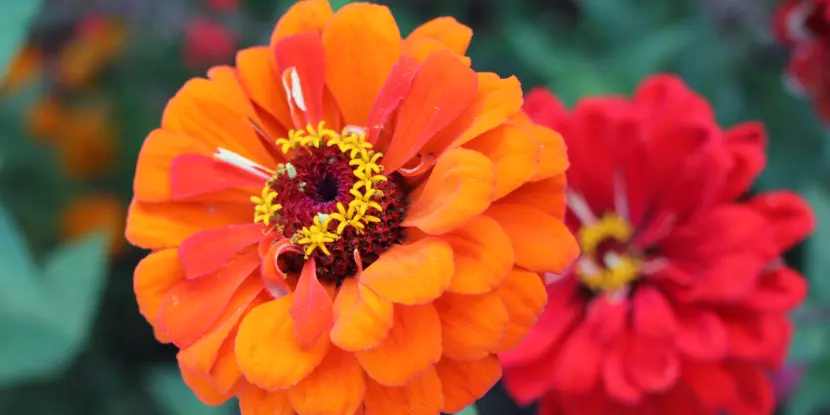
[576,213,640,292]
[293,215,338,258]
[250,184,281,226]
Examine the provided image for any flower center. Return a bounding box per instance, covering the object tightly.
[250,122,408,283]
[575,213,640,292]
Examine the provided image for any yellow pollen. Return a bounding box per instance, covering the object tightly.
[576,213,641,292]
[250,184,281,226]
[255,122,388,257]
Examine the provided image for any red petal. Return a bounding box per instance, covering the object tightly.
[290,260,334,349]
[721,313,782,363]
[522,87,569,132]
[584,295,628,344]
[748,190,816,252]
[682,361,737,408]
[746,266,807,312]
[632,286,677,338]
[170,154,264,200]
[718,122,766,202]
[365,55,420,146]
[381,50,478,173]
[602,335,642,405]
[624,335,679,393]
[157,249,260,347]
[550,323,602,394]
[674,308,727,360]
[179,223,265,279]
[274,32,326,127]
[724,363,775,415]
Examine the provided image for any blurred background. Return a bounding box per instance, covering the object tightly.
[0,0,826,414]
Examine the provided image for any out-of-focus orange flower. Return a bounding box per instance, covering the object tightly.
[126,1,578,414]
[61,193,127,256]
[183,17,236,70]
[53,103,117,179]
[26,94,63,140]
[58,15,127,88]
[1,45,42,94]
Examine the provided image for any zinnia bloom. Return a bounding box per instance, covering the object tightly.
[127,1,577,414]
[53,103,117,179]
[183,17,237,70]
[773,0,830,122]
[58,14,126,88]
[500,75,814,415]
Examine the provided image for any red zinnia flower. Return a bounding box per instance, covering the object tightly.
[500,75,814,415]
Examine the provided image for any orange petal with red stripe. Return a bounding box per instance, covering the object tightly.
[274,32,327,127]
[178,223,264,279]
[125,200,249,250]
[381,51,478,173]
[290,259,334,349]
[157,249,260,347]
[365,55,420,146]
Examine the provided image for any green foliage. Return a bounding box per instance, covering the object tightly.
[145,367,235,415]
[457,405,481,415]
[0,202,108,386]
[0,1,42,77]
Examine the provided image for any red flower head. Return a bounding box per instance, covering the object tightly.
[773,0,830,44]
[183,17,237,70]
[500,75,815,415]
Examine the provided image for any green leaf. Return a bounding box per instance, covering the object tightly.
[0,202,39,314]
[785,360,830,415]
[0,312,71,386]
[146,366,234,415]
[456,405,480,415]
[328,0,352,12]
[803,185,830,301]
[41,232,108,339]
[0,1,43,77]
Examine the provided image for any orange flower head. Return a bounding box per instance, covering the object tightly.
[53,103,117,179]
[61,193,127,256]
[26,94,63,140]
[58,15,126,88]
[126,1,579,414]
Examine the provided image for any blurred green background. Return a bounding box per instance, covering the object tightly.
[0,0,826,414]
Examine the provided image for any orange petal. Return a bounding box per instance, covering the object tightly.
[423,73,523,157]
[290,260,335,349]
[365,55,420,145]
[181,368,233,406]
[464,122,540,199]
[157,249,261,347]
[322,3,401,126]
[161,77,272,166]
[493,268,547,352]
[169,153,263,201]
[210,334,244,394]
[236,295,330,390]
[133,129,212,202]
[497,174,567,219]
[360,237,453,305]
[356,304,442,386]
[331,278,394,351]
[271,0,334,44]
[382,51,478,173]
[527,124,568,182]
[125,200,250,250]
[486,203,579,273]
[434,291,508,360]
[179,223,265,279]
[402,148,496,235]
[287,348,366,415]
[434,355,501,414]
[401,37,472,66]
[364,367,444,415]
[236,46,293,134]
[177,277,264,375]
[238,382,294,415]
[443,215,513,295]
[134,249,184,340]
[274,32,327,127]
[407,17,473,55]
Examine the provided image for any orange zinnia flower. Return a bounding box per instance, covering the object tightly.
[127,1,578,414]
[53,103,117,179]
[1,45,42,95]
[61,193,126,256]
